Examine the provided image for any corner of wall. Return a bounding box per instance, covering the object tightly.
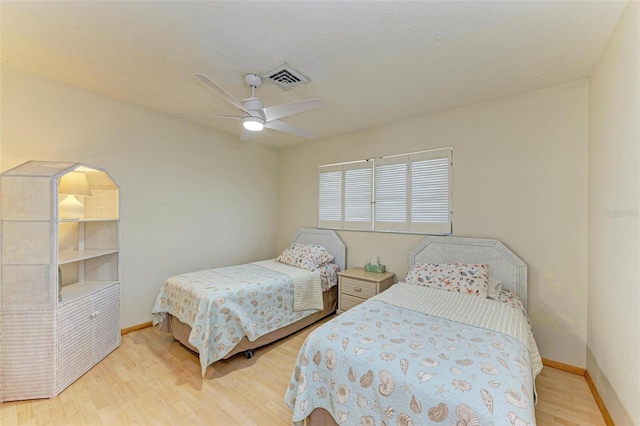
[586,348,633,425]
[587,1,640,424]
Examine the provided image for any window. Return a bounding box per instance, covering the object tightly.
[318,147,452,234]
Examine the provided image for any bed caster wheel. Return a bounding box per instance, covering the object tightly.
[244,350,254,359]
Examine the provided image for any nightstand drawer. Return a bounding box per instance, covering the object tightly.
[341,277,377,299]
[340,294,367,311]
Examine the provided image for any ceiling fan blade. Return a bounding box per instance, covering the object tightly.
[263,99,323,122]
[193,73,252,116]
[171,113,242,119]
[264,120,315,138]
[240,128,252,141]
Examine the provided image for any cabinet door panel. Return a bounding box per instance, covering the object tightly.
[93,284,120,363]
[58,297,93,393]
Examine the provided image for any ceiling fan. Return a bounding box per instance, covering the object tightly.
[190,73,323,140]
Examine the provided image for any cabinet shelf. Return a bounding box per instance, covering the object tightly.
[58,249,119,265]
[60,280,120,304]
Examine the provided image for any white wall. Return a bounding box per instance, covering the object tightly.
[0,68,281,328]
[587,2,639,424]
[279,80,588,367]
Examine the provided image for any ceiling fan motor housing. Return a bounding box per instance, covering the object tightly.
[242,97,265,122]
[243,97,264,112]
[244,73,263,88]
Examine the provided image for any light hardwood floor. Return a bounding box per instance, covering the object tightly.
[1,316,606,425]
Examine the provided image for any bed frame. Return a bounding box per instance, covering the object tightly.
[409,236,528,308]
[168,228,346,361]
[291,228,346,271]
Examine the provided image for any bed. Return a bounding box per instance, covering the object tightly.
[151,228,346,376]
[285,236,542,426]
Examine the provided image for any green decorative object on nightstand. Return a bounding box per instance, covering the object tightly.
[364,263,386,273]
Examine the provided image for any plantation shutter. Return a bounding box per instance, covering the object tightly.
[409,148,452,233]
[344,161,373,230]
[374,156,409,232]
[318,165,343,229]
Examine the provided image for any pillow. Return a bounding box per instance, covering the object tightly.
[487,276,503,298]
[489,289,530,327]
[317,263,340,292]
[405,262,490,298]
[275,243,334,271]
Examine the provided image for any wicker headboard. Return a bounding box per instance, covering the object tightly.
[291,228,346,272]
[408,236,528,308]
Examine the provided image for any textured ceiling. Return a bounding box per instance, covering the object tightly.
[0,1,628,149]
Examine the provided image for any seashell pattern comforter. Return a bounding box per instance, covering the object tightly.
[285,283,542,425]
[152,260,324,376]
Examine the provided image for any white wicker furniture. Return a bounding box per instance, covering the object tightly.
[0,161,120,402]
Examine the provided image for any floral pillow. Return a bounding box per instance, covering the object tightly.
[405,262,490,298]
[276,243,334,271]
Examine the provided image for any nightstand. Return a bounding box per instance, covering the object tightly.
[337,267,396,313]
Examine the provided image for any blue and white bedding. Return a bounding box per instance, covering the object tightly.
[285,283,542,425]
[152,260,328,376]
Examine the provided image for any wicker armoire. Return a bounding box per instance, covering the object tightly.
[0,161,120,402]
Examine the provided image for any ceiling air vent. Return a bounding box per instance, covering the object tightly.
[263,63,310,89]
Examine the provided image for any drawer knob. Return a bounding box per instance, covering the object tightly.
[354,287,362,292]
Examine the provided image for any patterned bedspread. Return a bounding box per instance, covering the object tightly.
[285,284,542,425]
[152,261,321,376]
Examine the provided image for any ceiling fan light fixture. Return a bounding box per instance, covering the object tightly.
[242,116,265,131]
